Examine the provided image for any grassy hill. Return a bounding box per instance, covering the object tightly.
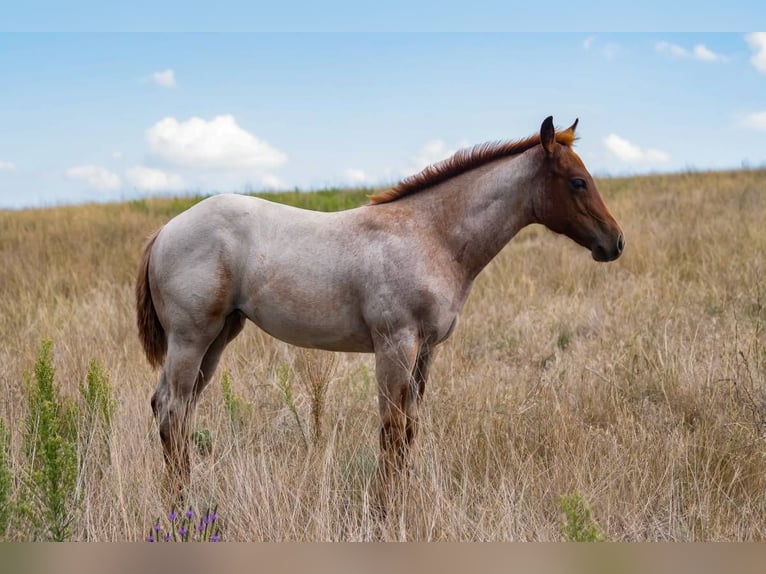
[0,171,765,540]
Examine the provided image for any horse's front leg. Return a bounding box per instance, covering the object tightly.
[373,329,421,507]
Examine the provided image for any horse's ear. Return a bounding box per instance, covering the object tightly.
[566,118,579,135]
[541,116,555,155]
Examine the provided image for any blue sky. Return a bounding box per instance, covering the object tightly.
[1,32,765,209]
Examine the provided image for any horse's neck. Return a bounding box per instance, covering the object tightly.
[433,152,538,279]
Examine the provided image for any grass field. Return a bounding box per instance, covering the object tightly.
[0,170,765,541]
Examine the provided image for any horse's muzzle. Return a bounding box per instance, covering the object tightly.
[592,233,625,262]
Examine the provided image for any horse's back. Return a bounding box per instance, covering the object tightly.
[154,193,339,269]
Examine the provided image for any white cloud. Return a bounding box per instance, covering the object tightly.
[146,115,287,171]
[693,44,727,62]
[746,33,766,74]
[152,69,176,88]
[743,111,766,130]
[582,35,618,60]
[604,134,669,164]
[0,161,15,172]
[342,168,369,185]
[656,41,689,58]
[656,40,727,62]
[112,151,123,160]
[125,166,184,191]
[65,165,121,191]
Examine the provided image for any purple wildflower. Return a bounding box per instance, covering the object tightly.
[148,504,221,543]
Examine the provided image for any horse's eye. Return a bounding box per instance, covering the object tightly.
[570,178,587,191]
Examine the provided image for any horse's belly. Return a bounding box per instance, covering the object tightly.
[243,304,374,353]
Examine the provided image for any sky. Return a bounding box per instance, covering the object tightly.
[0,32,765,209]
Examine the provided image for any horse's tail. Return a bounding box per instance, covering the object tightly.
[136,227,166,369]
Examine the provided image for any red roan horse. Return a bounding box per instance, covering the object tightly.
[136,116,624,499]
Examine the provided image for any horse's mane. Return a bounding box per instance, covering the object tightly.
[368,129,576,205]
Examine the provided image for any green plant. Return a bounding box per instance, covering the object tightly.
[127,199,150,214]
[78,359,115,473]
[295,351,336,445]
[79,359,115,432]
[253,187,370,212]
[221,371,253,433]
[559,492,604,542]
[557,325,572,351]
[22,340,79,541]
[276,363,308,448]
[192,429,213,456]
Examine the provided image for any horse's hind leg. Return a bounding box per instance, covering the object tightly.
[151,312,246,493]
[192,311,246,402]
[154,338,208,492]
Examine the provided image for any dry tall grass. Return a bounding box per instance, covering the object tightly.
[0,170,764,540]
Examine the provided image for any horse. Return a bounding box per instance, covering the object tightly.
[136,116,624,499]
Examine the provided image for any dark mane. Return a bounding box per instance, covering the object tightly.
[369,130,576,205]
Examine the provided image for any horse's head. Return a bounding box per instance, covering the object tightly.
[532,116,624,262]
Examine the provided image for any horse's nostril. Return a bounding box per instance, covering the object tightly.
[616,233,625,254]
